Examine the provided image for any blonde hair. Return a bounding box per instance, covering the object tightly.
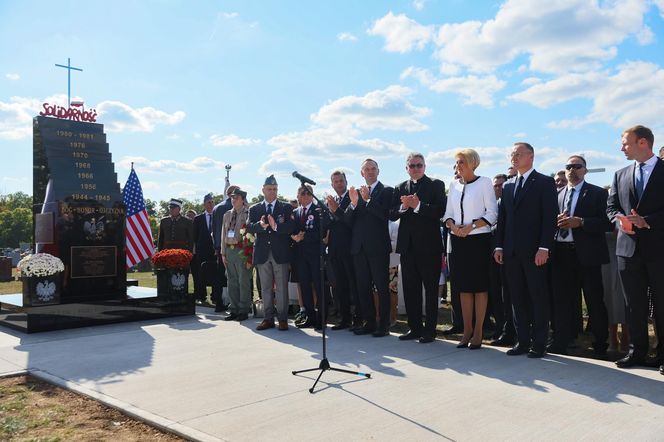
[455,148,480,170]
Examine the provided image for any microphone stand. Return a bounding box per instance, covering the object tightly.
[291,182,371,393]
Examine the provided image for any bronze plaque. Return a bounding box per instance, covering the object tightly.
[35,212,54,244]
[70,246,117,278]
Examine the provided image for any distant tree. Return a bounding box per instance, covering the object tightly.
[0,192,32,211]
[0,208,32,248]
[144,198,158,217]
[249,194,289,205]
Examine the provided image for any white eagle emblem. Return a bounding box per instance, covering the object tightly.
[84,217,105,240]
[171,272,186,291]
[36,280,56,302]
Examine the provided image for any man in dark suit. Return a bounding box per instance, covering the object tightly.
[192,193,217,305]
[549,155,612,356]
[326,170,359,330]
[345,159,394,337]
[211,185,238,310]
[494,142,558,358]
[390,153,446,343]
[157,198,193,252]
[291,185,326,329]
[247,175,295,331]
[607,125,664,374]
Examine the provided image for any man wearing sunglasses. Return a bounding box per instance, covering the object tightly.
[390,153,446,343]
[549,155,612,356]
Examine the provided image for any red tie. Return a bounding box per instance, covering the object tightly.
[301,207,307,223]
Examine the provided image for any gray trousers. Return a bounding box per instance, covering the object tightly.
[226,246,253,314]
[257,251,290,321]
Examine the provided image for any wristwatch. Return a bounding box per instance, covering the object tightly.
[471,222,477,229]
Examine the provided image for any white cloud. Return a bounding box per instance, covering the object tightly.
[433,0,650,74]
[654,0,664,17]
[337,32,358,42]
[166,134,180,140]
[97,101,185,133]
[413,0,427,11]
[534,61,664,130]
[512,132,527,138]
[0,94,74,140]
[367,11,434,53]
[258,157,323,180]
[636,26,655,45]
[402,67,506,107]
[209,134,261,146]
[222,12,239,19]
[509,71,604,108]
[520,77,542,86]
[119,156,228,173]
[5,73,20,81]
[311,85,430,131]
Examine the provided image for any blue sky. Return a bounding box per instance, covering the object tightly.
[2,0,664,202]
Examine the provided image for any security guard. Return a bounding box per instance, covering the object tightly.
[157,198,193,251]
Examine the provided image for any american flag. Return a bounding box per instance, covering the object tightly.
[123,167,155,268]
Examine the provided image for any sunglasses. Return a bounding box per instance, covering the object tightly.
[565,164,584,170]
[408,163,424,169]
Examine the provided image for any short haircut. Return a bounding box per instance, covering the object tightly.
[624,125,654,148]
[659,146,664,158]
[406,152,425,165]
[493,174,508,181]
[330,169,347,180]
[298,184,314,195]
[514,142,534,153]
[361,158,378,169]
[455,148,481,170]
[567,154,587,167]
[556,170,566,176]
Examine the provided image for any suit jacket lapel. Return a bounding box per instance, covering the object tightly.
[628,163,638,208]
[638,157,663,209]
[515,171,537,207]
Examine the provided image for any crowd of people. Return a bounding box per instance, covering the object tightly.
[156,124,664,376]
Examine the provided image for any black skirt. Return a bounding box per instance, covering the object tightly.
[449,233,492,293]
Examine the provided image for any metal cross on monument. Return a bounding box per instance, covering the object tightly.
[55,58,83,107]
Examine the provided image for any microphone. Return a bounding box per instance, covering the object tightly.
[292,171,316,186]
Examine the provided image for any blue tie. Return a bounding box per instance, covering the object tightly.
[559,188,575,239]
[635,163,645,201]
[514,175,524,202]
[267,203,273,216]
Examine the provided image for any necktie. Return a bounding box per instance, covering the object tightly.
[267,203,273,216]
[230,210,237,231]
[368,185,372,196]
[513,175,524,202]
[635,162,645,201]
[559,188,575,239]
[301,206,307,223]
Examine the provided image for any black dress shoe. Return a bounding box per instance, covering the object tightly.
[354,324,376,335]
[468,342,482,350]
[372,329,390,338]
[660,364,664,375]
[296,319,315,329]
[489,335,515,347]
[615,352,646,368]
[331,321,350,331]
[399,331,422,341]
[214,304,228,312]
[506,344,529,356]
[456,342,469,348]
[419,336,435,344]
[236,313,248,321]
[441,326,463,336]
[224,313,238,321]
[527,348,545,358]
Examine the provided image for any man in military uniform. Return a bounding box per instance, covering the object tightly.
[157,198,193,252]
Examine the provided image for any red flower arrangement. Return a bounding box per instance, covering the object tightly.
[238,224,255,266]
[151,249,193,269]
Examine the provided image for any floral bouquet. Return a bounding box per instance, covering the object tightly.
[151,249,193,270]
[17,253,65,277]
[238,224,256,266]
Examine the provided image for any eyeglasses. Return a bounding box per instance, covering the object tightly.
[565,164,584,170]
[408,163,424,169]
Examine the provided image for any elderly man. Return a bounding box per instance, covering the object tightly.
[607,125,664,375]
[221,188,251,321]
[247,175,295,331]
[390,152,446,343]
[157,198,193,252]
[549,155,612,356]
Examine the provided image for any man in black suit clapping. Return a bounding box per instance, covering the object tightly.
[390,153,446,343]
[607,125,664,374]
[345,159,394,337]
[549,155,612,356]
[494,142,558,358]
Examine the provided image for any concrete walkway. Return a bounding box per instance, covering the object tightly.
[0,310,662,441]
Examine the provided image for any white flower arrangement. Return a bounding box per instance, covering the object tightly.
[17,253,65,277]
